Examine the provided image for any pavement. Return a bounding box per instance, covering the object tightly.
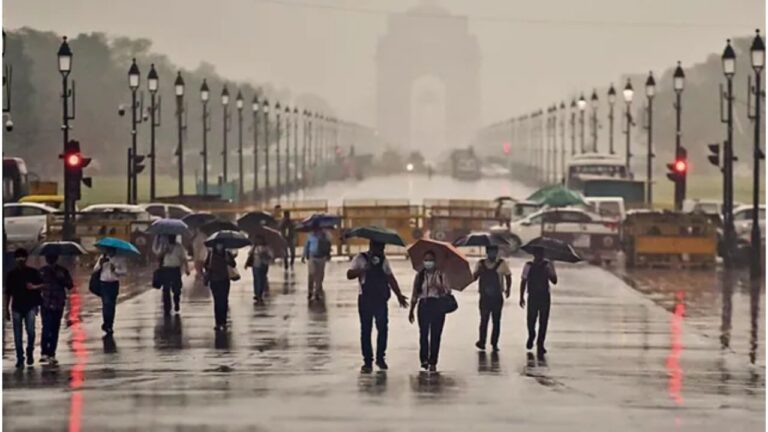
[3,255,764,431]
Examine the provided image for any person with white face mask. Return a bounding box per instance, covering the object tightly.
[408,250,450,372]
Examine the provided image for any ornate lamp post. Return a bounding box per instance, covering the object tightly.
[174,72,186,196]
[221,85,231,184]
[645,72,656,206]
[200,79,210,195]
[577,94,586,154]
[58,36,76,239]
[252,95,260,200]
[147,64,160,201]
[721,41,736,267]
[262,99,270,200]
[748,29,765,279]
[673,62,686,210]
[590,90,599,153]
[607,84,616,155]
[623,79,635,174]
[127,58,141,204]
[236,90,244,199]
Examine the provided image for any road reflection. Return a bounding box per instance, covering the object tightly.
[154,315,184,351]
[68,289,87,432]
[666,290,685,406]
[749,279,761,365]
[720,270,734,349]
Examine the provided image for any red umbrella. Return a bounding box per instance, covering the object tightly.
[406,238,473,291]
[251,225,288,258]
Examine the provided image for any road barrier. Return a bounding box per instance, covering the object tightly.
[46,213,152,258]
[623,211,717,268]
[341,199,421,256]
[423,199,502,244]
[541,221,621,264]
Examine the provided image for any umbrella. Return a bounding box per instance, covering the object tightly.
[32,241,87,256]
[204,230,252,249]
[182,213,217,230]
[452,231,513,248]
[527,184,586,207]
[521,237,582,263]
[200,220,241,236]
[296,213,341,232]
[344,226,405,246]
[251,225,288,258]
[146,218,189,236]
[237,211,278,234]
[95,237,141,257]
[407,238,473,291]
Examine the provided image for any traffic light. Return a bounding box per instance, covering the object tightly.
[707,143,720,168]
[61,139,92,201]
[666,147,688,182]
[133,153,146,175]
[503,142,511,154]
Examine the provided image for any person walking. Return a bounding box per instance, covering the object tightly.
[191,228,208,279]
[347,241,408,373]
[519,247,558,357]
[153,235,190,315]
[4,248,44,368]
[39,254,73,365]
[279,210,297,271]
[204,243,236,331]
[94,247,127,335]
[408,250,451,372]
[302,222,332,301]
[245,234,273,304]
[473,245,511,352]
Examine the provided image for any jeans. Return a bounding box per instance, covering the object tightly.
[100,281,120,331]
[358,297,388,364]
[418,298,446,366]
[160,267,182,314]
[210,279,231,327]
[41,308,64,358]
[527,294,551,349]
[252,266,268,299]
[12,308,36,363]
[479,298,503,347]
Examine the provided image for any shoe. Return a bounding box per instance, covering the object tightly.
[48,357,59,366]
[526,337,534,350]
[26,355,34,366]
[428,364,437,373]
[40,355,49,364]
[492,345,499,353]
[475,341,485,351]
[360,363,373,374]
[375,359,388,370]
[537,346,547,355]
[421,362,429,370]
[174,303,180,313]
[15,360,24,369]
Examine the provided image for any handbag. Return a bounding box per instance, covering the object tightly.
[89,271,102,297]
[228,265,241,281]
[440,293,459,314]
[152,249,167,289]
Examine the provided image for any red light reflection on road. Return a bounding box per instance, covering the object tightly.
[68,289,87,432]
[666,290,685,406]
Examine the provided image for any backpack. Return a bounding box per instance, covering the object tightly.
[478,259,503,299]
[315,235,332,258]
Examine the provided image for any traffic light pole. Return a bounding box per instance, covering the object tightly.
[61,74,75,240]
[674,91,685,211]
[722,78,736,268]
[750,70,763,279]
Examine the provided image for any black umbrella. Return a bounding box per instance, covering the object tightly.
[344,226,405,246]
[204,230,252,249]
[32,241,87,256]
[182,213,217,230]
[237,211,277,234]
[521,237,582,263]
[200,220,241,236]
[452,231,513,248]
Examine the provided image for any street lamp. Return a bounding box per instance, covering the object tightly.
[275,102,282,200]
[221,85,231,184]
[720,40,736,267]
[252,95,260,201]
[748,29,765,279]
[293,107,300,191]
[262,99,270,200]
[645,72,656,206]
[305,110,312,186]
[623,79,634,175]
[58,36,76,240]
[284,105,291,196]
[236,90,244,199]
[559,101,566,180]
[147,64,160,201]
[607,84,616,155]
[577,94,586,153]
[174,71,185,197]
[127,58,141,204]
[590,90,599,153]
[569,99,576,156]
[673,62,686,210]
[200,79,210,195]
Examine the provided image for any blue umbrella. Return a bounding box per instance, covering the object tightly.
[32,241,87,256]
[204,230,252,249]
[146,218,189,236]
[297,213,341,232]
[95,237,141,256]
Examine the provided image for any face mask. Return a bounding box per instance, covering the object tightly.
[487,251,498,261]
[15,258,26,265]
[423,260,435,270]
[371,256,381,266]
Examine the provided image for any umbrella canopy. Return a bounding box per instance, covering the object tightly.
[452,231,513,248]
[95,237,141,257]
[521,237,582,263]
[146,218,189,236]
[32,241,87,256]
[407,238,473,291]
[204,230,252,249]
[200,220,241,236]
[527,184,586,207]
[344,226,405,246]
[237,211,278,234]
[182,212,217,230]
[296,213,341,232]
[251,225,288,258]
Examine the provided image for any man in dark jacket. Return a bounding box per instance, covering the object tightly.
[519,247,558,357]
[4,248,44,368]
[39,254,74,365]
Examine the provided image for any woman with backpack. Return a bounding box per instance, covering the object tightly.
[245,234,273,304]
[203,243,237,331]
[408,250,451,372]
[472,245,511,352]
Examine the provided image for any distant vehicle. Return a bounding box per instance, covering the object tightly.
[585,197,626,221]
[3,157,30,203]
[139,203,194,220]
[4,202,58,245]
[450,148,481,181]
[504,207,615,253]
[565,154,629,191]
[19,194,66,210]
[682,199,722,216]
[81,204,154,221]
[733,204,766,237]
[581,177,645,208]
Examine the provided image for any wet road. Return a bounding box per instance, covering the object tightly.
[3,256,764,431]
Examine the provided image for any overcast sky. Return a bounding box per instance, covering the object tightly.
[4,0,765,127]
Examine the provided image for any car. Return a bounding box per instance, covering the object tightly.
[80,204,154,221]
[139,203,194,220]
[733,204,766,237]
[585,197,625,221]
[504,207,614,253]
[4,202,58,245]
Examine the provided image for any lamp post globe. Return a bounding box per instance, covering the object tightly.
[645,72,656,98]
[673,62,685,93]
[57,36,72,76]
[128,58,140,90]
[751,29,765,71]
[221,85,230,106]
[200,79,209,102]
[174,71,184,97]
[607,84,616,105]
[590,89,598,109]
[252,95,259,113]
[577,94,587,111]
[236,90,243,110]
[147,63,159,93]
[722,39,736,77]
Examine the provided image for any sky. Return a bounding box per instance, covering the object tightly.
[3,0,765,128]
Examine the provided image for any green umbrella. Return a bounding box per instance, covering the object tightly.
[527,185,586,207]
[344,226,405,246]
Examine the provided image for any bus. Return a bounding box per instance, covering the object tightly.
[3,157,30,203]
[565,154,628,191]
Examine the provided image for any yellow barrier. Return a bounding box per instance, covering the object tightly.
[423,199,501,243]
[623,211,717,267]
[341,199,421,255]
[46,214,152,257]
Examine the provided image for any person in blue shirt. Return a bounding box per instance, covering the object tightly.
[302,222,331,301]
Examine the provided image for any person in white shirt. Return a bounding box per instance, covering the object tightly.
[93,247,127,335]
[191,229,208,279]
[153,235,190,315]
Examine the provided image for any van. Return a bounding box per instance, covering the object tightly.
[585,197,626,221]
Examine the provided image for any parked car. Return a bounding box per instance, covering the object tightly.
[733,204,766,237]
[504,207,614,253]
[80,204,154,221]
[139,203,194,220]
[4,202,58,245]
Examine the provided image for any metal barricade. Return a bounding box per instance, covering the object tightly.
[341,199,421,256]
[423,199,501,244]
[623,211,717,268]
[541,221,621,264]
[46,213,152,258]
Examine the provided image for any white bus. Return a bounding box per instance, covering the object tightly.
[565,154,629,191]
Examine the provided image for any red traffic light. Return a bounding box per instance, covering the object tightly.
[503,142,511,154]
[674,160,687,173]
[66,153,82,167]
